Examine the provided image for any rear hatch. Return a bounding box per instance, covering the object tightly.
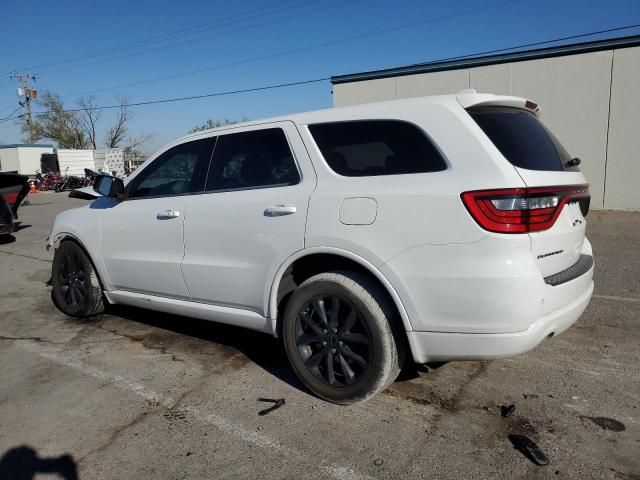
[0,172,29,219]
[463,97,589,278]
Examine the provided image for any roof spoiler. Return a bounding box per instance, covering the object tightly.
[456,90,541,116]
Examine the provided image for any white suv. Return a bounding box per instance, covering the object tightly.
[48,91,594,404]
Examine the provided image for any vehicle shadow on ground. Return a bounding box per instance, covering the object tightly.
[0,445,78,480]
[13,223,32,232]
[106,304,309,394]
[105,304,425,396]
[0,235,16,245]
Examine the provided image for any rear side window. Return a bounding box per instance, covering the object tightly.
[206,128,300,191]
[308,120,446,177]
[467,106,577,172]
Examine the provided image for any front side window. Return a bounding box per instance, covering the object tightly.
[127,138,212,198]
[308,120,447,177]
[206,128,300,191]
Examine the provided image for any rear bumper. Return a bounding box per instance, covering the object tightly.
[407,276,593,363]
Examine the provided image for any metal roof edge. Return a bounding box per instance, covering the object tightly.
[0,143,54,149]
[331,34,640,84]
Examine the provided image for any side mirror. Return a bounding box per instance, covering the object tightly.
[93,174,126,199]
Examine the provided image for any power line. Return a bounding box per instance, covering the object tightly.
[0,78,330,125]
[2,24,640,127]
[0,107,20,122]
[0,0,349,93]
[412,23,640,66]
[43,0,356,76]
[4,0,303,74]
[58,0,523,98]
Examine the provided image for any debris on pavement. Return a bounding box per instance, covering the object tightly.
[257,398,285,416]
[373,459,384,467]
[508,434,550,466]
[501,404,516,417]
[580,416,626,432]
[523,394,539,399]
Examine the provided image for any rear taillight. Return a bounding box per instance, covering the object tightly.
[2,193,18,205]
[461,185,589,233]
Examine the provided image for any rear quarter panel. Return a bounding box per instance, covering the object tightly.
[298,97,526,267]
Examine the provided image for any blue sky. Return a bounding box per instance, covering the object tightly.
[1,0,639,152]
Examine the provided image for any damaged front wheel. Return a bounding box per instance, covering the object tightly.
[52,241,105,317]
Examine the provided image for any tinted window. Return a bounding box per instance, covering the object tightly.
[467,106,577,172]
[206,128,300,191]
[128,138,211,198]
[308,120,446,177]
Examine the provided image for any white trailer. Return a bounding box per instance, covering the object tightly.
[0,144,54,175]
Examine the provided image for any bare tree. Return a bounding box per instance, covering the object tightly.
[189,117,249,133]
[122,132,153,154]
[77,96,101,149]
[104,96,130,148]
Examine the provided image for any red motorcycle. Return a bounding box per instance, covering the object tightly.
[35,170,63,191]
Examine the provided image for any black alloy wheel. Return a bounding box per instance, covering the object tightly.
[57,249,88,308]
[283,271,403,404]
[295,294,372,388]
[52,241,105,317]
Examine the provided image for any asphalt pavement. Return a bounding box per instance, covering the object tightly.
[0,192,638,479]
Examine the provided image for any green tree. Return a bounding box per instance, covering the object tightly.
[189,117,249,133]
[22,92,89,149]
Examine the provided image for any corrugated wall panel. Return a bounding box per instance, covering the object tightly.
[57,149,96,176]
[605,47,640,210]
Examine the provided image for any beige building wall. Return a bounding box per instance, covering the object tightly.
[396,70,469,98]
[332,45,640,210]
[332,78,395,107]
[606,47,640,210]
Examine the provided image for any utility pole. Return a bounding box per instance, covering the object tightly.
[10,73,38,143]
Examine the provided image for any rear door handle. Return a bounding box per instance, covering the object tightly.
[264,205,296,217]
[157,210,180,220]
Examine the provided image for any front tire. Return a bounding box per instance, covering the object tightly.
[52,241,105,317]
[283,271,402,404]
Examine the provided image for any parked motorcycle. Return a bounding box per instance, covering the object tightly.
[54,174,85,192]
[54,168,90,192]
[34,170,63,191]
[83,168,99,187]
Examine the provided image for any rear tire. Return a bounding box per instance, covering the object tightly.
[283,270,402,404]
[52,241,105,317]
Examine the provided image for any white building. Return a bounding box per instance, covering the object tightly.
[331,35,640,210]
[0,144,54,175]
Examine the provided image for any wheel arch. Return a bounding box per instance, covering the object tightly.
[51,232,111,292]
[267,247,412,337]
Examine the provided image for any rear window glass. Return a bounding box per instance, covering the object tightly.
[308,120,446,177]
[467,106,578,172]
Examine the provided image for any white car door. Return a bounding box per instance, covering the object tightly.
[181,122,316,314]
[100,137,213,298]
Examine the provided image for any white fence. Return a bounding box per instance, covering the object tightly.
[54,148,126,177]
[57,149,95,176]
